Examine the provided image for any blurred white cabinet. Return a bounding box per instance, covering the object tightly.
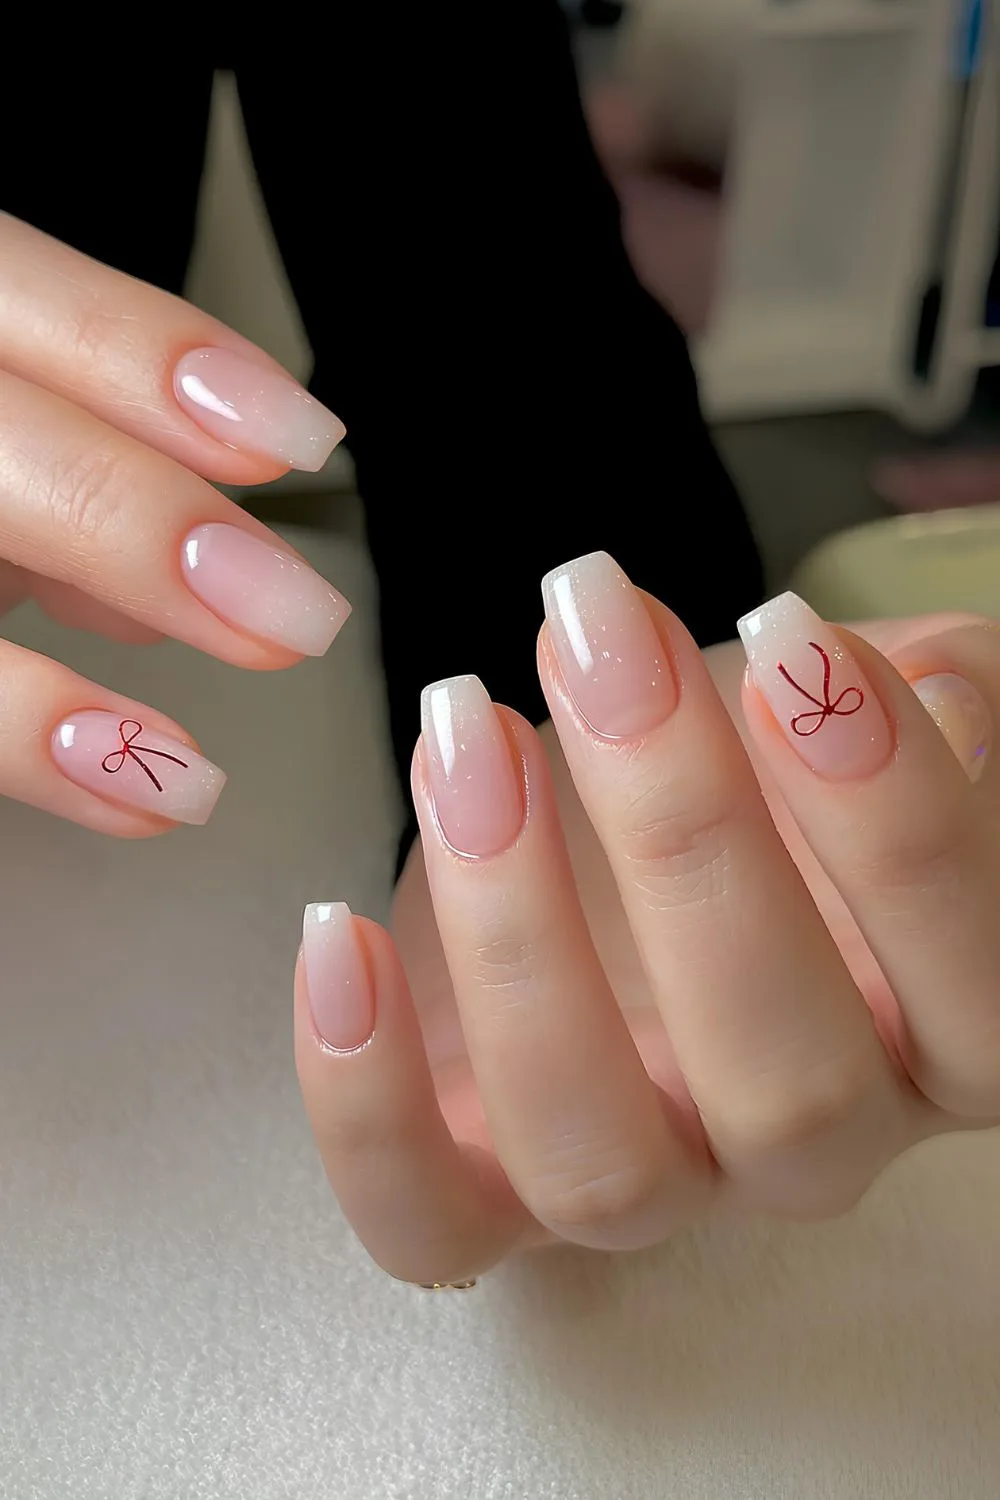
[696,0,999,429]
[186,73,353,493]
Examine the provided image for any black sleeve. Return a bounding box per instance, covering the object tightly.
[1,21,760,814]
[0,59,213,296]
[238,4,762,819]
[0,25,760,809]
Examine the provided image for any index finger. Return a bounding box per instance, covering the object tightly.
[0,214,345,484]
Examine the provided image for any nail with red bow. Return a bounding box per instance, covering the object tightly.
[52,710,226,824]
[101,719,190,791]
[738,592,892,780]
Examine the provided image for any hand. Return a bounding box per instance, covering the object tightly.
[0,213,349,834]
[295,554,998,1283]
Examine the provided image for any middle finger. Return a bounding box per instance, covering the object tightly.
[539,552,906,1210]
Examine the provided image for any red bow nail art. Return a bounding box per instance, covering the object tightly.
[101,720,189,792]
[777,643,864,736]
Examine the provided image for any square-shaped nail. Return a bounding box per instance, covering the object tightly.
[420,675,524,858]
[174,348,346,472]
[738,592,892,779]
[302,902,375,1051]
[52,711,226,824]
[541,551,677,738]
[182,524,351,657]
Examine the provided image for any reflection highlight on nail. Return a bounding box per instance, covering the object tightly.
[541,551,677,738]
[420,675,524,858]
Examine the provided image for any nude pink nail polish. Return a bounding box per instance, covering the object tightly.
[420,675,524,858]
[541,551,677,739]
[181,524,351,657]
[52,711,226,824]
[913,673,991,783]
[302,903,375,1051]
[738,592,892,779]
[174,348,346,471]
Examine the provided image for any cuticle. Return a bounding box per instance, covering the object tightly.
[316,1032,377,1059]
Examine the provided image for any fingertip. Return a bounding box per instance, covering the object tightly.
[298,902,376,1054]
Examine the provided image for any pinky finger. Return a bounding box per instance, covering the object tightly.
[295,906,528,1285]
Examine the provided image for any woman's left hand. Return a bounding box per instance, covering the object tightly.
[294,554,998,1284]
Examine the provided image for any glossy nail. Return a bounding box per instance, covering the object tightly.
[420,675,524,858]
[738,592,892,779]
[913,673,990,783]
[52,711,225,825]
[182,524,351,657]
[174,348,346,471]
[302,903,375,1051]
[541,551,677,738]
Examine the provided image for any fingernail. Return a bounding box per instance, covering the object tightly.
[738,592,893,779]
[174,348,346,471]
[182,524,351,657]
[541,550,677,738]
[913,673,990,783]
[420,675,524,857]
[302,903,375,1051]
[52,711,226,825]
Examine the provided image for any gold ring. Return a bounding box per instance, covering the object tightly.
[417,1279,477,1291]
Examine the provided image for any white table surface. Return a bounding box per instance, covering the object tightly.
[1,528,998,1499]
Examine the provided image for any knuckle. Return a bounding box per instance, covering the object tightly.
[723,1065,871,1161]
[471,934,539,988]
[318,1110,399,1162]
[852,800,975,895]
[614,771,741,897]
[28,443,129,548]
[468,914,554,998]
[530,1155,664,1237]
[61,294,138,376]
[919,1034,1000,1118]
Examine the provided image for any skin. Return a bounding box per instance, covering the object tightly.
[0,214,347,836]
[3,215,998,1286]
[296,614,1000,1284]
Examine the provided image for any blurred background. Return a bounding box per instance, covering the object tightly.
[187,0,1000,618]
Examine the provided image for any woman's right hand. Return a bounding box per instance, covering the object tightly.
[0,213,350,835]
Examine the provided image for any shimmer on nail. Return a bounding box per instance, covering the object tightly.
[181,524,351,657]
[541,550,676,738]
[738,592,892,780]
[420,675,524,858]
[174,348,346,471]
[52,711,225,825]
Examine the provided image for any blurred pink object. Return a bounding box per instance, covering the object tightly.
[587,81,723,336]
[872,451,1000,513]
